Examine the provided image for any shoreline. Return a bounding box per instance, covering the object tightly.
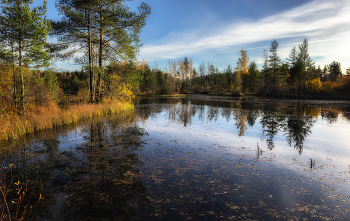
[0,102,134,142]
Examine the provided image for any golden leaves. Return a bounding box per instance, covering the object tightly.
[235,50,250,76]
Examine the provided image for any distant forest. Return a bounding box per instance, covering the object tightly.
[45,39,350,98]
[137,38,350,97]
[1,0,350,114]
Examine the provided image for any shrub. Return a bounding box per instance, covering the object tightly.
[160,86,170,95]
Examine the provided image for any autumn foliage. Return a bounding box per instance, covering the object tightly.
[0,63,135,142]
[0,64,13,104]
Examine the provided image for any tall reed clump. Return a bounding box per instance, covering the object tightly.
[0,101,134,142]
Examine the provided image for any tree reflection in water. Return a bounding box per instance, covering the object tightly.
[136,96,322,153]
[260,112,280,150]
[1,96,350,220]
[284,116,313,154]
[0,112,149,220]
[57,120,149,220]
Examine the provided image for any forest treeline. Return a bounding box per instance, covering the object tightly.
[0,0,149,142]
[1,0,350,115]
[3,38,345,105]
[0,0,150,112]
[108,39,350,98]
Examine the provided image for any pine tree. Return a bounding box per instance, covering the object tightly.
[261,49,271,92]
[268,40,281,93]
[329,61,342,82]
[298,39,314,70]
[287,46,298,68]
[248,61,260,92]
[322,65,329,81]
[289,39,315,95]
[0,0,51,109]
[346,67,350,76]
[56,0,104,102]
[56,0,151,101]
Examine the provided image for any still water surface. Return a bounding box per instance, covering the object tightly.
[1,95,350,220]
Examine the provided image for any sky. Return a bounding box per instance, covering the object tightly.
[36,0,350,73]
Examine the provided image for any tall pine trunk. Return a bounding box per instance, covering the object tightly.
[11,41,17,108]
[96,5,103,101]
[87,9,95,103]
[18,4,24,110]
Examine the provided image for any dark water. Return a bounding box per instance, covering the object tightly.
[1,95,350,220]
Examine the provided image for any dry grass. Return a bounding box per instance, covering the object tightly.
[0,101,134,141]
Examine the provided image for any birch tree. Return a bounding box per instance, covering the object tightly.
[235,49,250,91]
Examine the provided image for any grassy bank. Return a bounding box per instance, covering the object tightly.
[0,102,134,142]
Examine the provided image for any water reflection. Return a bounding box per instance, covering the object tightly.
[1,96,350,220]
[1,137,60,219]
[135,96,336,154]
[260,112,280,150]
[133,96,350,220]
[284,115,313,154]
[0,112,150,220]
[58,121,149,220]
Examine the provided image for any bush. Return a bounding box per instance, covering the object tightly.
[25,70,61,108]
[160,86,170,95]
[103,74,134,103]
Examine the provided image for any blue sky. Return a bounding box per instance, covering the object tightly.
[37,0,350,72]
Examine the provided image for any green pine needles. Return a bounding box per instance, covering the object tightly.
[0,0,51,109]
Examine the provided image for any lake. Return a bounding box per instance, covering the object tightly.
[1,95,350,220]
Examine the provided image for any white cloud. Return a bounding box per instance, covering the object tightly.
[138,0,350,70]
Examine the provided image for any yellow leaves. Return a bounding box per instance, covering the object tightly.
[120,60,127,66]
[105,74,134,103]
[140,59,146,70]
[235,50,250,76]
[0,64,13,97]
[178,58,193,80]
[234,110,248,137]
[305,78,322,93]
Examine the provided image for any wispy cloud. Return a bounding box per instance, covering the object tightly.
[139,0,350,69]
